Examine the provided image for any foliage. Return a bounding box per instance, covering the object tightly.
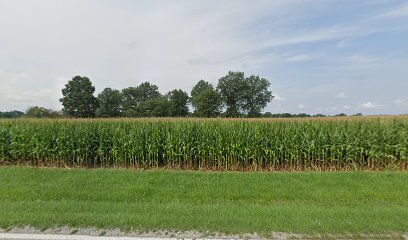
[59,76,98,118]
[194,88,222,117]
[25,106,57,118]
[1,117,407,170]
[190,80,213,109]
[216,71,246,117]
[96,88,123,117]
[0,110,24,118]
[335,113,347,117]
[138,97,170,117]
[168,89,189,117]
[190,80,222,117]
[122,82,161,117]
[216,71,273,117]
[241,75,273,117]
[148,97,171,117]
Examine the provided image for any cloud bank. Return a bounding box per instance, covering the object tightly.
[0,0,407,115]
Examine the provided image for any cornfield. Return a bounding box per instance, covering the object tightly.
[0,116,407,170]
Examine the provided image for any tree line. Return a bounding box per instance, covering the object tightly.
[59,71,274,118]
[0,109,361,119]
[0,70,362,118]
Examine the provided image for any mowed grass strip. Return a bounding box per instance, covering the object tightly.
[0,167,407,234]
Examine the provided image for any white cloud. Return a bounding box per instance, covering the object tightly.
[346,55,377,64]
[394,99,404,104]
[360,101,377,109]
[0,69,65,111]
[284,54,311,63]
[335,92,348,98]
[251,21,406,55]
[342,105,351,109]
[372,4,408,20]
[0,0,310,110]
[298,104,305,109]
[0,1,407,115]
[251,26,357,53]
[336,39,350,48]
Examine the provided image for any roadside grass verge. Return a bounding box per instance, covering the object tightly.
[0,166,407,235]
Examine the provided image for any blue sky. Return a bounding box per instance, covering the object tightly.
[0,0,407,115]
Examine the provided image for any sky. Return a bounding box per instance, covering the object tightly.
[0,0,407,115]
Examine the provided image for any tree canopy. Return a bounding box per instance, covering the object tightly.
[25,106,53,118]
[194,88,222,117]
[122,82,161,117]
[216,71,273,117]
[60,76,98,118]
[217,71,246,117]
[0,110,24,118]
[53,71,275,118]
[241,75,274,117]
[190,80,222,117]
[190,80,213,108]
[96,88,122,117]
[168,89,189,117]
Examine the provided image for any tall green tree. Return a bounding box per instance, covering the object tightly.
[121,87,139,117]
[194,88,222,117]
[96,88,123,117]
[60,76,98,117]
[216,71,246,117]
[241,75,273,117]
[0,110,24,118]
[139,97,170,117]
[190,80,213,109]
[168,89,189,117]
[122,82,161,117]
[25,106,52,118]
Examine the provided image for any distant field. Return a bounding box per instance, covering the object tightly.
[0,166,408,235]
[0,116,407,170]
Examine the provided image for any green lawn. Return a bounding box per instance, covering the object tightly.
[0,167,407,235]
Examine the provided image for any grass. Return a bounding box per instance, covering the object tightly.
[0,166,407,235]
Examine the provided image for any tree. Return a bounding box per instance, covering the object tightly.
[216,71,246,117]
[121,87,139,117]
[352,113,363,117]
[263,112,273,118]
[241,75,273,117]
[190,80,213,109]
[139,97,170,117]
[60,76,98,117]
[149,97,171,117]
[194,88,222,117]
[217,71,274,117]
[0,110,24,118]
[25,106,52,118]
[96,88,123,117]
[122,82,161,117]
[168,89,189,117]
[334,113,347,117]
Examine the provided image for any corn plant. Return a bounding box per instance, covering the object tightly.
[0,116,407,170]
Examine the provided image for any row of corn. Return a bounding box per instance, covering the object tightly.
[0,117,407,170]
